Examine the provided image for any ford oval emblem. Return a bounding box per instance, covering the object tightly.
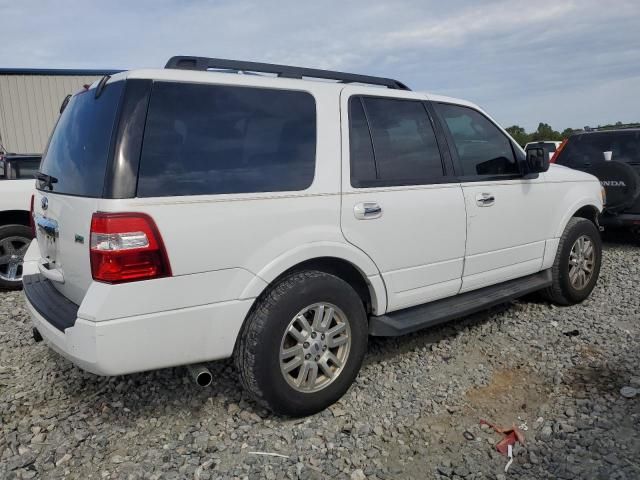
[41,197,48,210]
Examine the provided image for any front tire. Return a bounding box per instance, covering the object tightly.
[234,270,368,416]
[543,217,602,305]
[0,224,32,290]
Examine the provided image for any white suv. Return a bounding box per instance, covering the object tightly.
[24,57,604,416]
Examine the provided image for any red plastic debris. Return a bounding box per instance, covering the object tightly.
[479,419,526,455]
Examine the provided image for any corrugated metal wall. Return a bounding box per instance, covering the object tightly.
[0,74,103,154]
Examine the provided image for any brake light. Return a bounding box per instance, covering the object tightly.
[29,195,35,237]
[90,212,171,283]
[550,138,568,163]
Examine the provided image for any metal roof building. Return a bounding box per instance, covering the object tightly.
[0,68,121,154]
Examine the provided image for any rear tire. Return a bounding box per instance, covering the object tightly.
[234,270,368,417]
[543,217,602,305]
[0,224,32,290]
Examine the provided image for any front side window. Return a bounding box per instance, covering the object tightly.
[138,82,317,197]
[436,103,519,177]
[348,96,444,187]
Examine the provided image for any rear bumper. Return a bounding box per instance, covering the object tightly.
[600,213,640,228]
[23,274,254,376]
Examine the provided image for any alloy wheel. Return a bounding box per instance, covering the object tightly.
[568,235,595,290]
[0,236,30,282]
[279,302,352,393]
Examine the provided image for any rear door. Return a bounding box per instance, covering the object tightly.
[33,80,126,305]
[434,102,549,292]
[340,89,466,312]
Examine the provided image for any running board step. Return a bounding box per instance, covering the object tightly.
[369,270,552,337]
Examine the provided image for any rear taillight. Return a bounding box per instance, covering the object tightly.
[89,212,171,283]
[29,195,35,237]
[550,138,568,163]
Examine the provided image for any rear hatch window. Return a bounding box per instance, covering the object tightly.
[556,131,640,168]
[38,81,124,197]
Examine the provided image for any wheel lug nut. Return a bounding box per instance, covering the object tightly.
[322,345,327,351]
[315,355,320,361]
[311,332,317,338]
[303,342,309,348]
[305,353,311,360]
[321,334,325,340]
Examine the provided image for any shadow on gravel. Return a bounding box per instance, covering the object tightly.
[40,350,252,420]
[601,227,640,247]
[566,347,640,395]
[365,303,511,364]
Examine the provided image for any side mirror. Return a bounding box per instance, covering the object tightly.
[525,146,550,173]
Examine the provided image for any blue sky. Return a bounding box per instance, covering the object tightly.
[1,0,639,131]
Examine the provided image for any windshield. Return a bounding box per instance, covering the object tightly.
[557,131,640,167]
[38,81,124,196]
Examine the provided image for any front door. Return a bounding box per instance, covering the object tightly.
[434,102,549,292]
[340,89,467,312]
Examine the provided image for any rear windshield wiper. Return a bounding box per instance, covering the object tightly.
[35,171,58,190]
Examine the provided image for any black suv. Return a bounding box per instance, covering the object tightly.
[553,129,640,233]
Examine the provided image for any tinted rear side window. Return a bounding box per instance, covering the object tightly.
[137,82,316,197]
[364,97,444,182]
[349,96,444,187]
[557,131,640,168]
[38,81,124,196]
[436,103,518,176]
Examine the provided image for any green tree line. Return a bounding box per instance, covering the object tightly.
[506,121,640,147]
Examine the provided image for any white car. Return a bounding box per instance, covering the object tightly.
[23,57,604,416]
[0,154,39,288]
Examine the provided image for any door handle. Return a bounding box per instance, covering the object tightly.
[476,193,495,207]
[354,202,382,220]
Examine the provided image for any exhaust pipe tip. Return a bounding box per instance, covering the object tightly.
[195,371,212,387]
[187,364,212,387]
[32,327,43,343]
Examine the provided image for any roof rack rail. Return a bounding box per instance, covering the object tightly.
[587,123,640,132]
[165,56,411,91]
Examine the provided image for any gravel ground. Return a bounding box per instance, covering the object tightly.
[1,233,639,480]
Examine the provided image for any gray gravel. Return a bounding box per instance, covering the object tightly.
[1,233,639,479]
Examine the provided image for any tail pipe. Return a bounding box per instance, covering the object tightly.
[187,364,212,387]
